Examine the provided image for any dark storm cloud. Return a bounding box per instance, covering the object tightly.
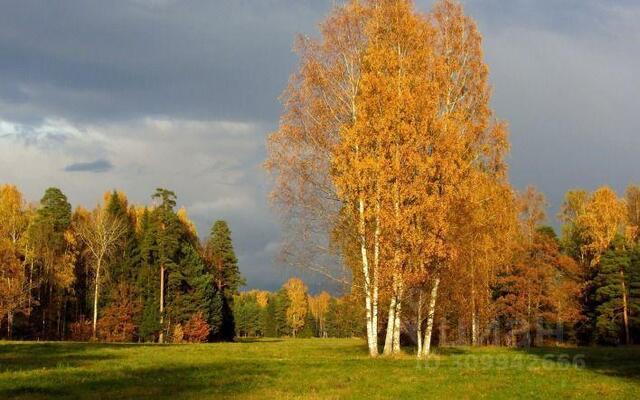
[0,0,331,123]
[1,0,638,290]
[64,159,113,173]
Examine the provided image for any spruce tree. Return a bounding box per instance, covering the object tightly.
[204,220,245,340]
[274,287,290,337]
[106,191,140,286]
[166,243,213,326]
[137,208,160,341]
[263,294,278,337]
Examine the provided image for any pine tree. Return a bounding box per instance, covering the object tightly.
[151,188,182,343]
[594,239,630,345]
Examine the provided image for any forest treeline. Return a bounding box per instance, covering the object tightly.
[265,0,640,357]
[233,278,364,339]
[0,184,244,343]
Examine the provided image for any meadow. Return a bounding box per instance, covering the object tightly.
[0,339,639,399]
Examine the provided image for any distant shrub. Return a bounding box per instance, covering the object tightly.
[97,283,140,342]
[172,324,185,343]
[69,317,93,341]
[183,312,210,343]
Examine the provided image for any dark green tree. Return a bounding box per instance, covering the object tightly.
[629,246,640,342]
[204,220,244,340]
[27,187,72,339]
[594,239,631,345]
[106,191,139,286]
[263,293,278,337]
[151,188,182,343]
[166,243,213,327]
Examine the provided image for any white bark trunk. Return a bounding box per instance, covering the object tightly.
[92,258,101,339]
[422,277,440,358]
[392,295,402,353]
[358,196,377,356]
[372,198,380,351]
[471,264,477,346]
[383,294,396,355]
[416,290,423,357]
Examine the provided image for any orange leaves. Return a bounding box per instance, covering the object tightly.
[265,1,514,347]
[283,278,309,336]
[578,187,626,265]
[560,187,627,267]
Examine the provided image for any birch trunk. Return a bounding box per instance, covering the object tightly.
[471,264,477,345]
[358,196,378,356]
[383,294,397,355]
[92,258,101,339]
[416,290,423,356]
[421,277,440,358]
[372,197,381,352]
[392,295,402,353]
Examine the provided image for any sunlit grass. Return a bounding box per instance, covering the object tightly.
[0,338,638,399]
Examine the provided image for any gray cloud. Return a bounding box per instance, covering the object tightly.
[0,0,638,291]
[64,159,113,173]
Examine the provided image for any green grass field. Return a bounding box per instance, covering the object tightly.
[0,339,639,399]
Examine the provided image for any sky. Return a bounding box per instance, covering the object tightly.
[1,0,638,292]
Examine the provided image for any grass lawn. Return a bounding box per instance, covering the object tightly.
[0,338,639,399]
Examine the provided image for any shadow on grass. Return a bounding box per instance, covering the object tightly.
[1,360,281,400]
[0,342,122,372]
[514,345,640,382]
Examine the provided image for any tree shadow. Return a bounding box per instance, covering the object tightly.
[1,360,280,399]
[0,342,121,372]
[514,345,640,382]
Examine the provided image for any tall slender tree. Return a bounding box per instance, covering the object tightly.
[205,220,244,340]
[151,188,182,343]
[76,205,127,339]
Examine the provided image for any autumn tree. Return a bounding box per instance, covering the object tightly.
[283,277,308,337]
[0,185,32,338]
[266,0,511,357]
[97,282,140,342]
[625,185,640,242]
[309,291,331,337]
[26,187,75,339]
[76,205,127,339]
[560,187,627,343]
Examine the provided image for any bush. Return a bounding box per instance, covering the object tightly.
[69,317,93,341]
[172,324,185,343]
[183,312,210,343]
[97,283,140,342]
